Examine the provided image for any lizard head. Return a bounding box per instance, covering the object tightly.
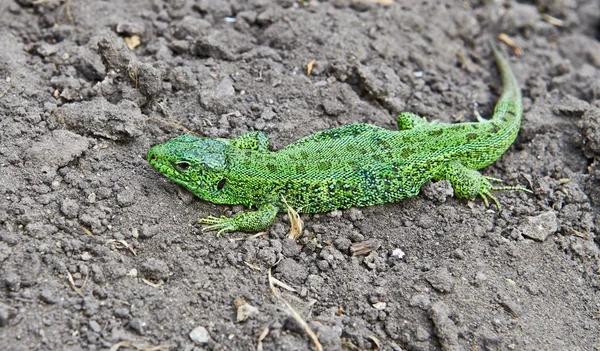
[147,135,231,203]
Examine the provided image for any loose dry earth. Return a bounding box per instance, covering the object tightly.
[1,0,599,350]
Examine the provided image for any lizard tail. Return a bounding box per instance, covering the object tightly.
[489,42,522,136]
[490,42,522,107]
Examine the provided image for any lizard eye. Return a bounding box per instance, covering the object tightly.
[174,161,191,172]
[217,178,226,191]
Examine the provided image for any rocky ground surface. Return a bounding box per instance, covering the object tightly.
[1,0,599,350]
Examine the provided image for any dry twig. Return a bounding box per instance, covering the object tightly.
[244,261,262,271]
[541,13,565,27]
[306,59,316,76]
[498,33,523,56]
[270,276,297,293]
[256,326,269,351]
[230,231,268,242]
[107,239,137,256]
[352,0,393,5]
[141,278,163,289]
[268,269,322,351]
[79,225,94,237]
[109,341,176,351]
[281,195,304,240]
[66,270,88,297]
[350,240,380,256]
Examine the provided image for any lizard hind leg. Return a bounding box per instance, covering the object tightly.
[434,161,530,209]
[397,112,431,130]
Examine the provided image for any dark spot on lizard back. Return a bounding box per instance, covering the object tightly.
[359,169,377,188]
[400,148,414,158]
[375,151,394,163]
[452,124,475,132]
[347,160,361,170]
[350,126,365,137]
[372,154,385,162]
[466,132,479,141]
[299,151,310,160]
[357,146,369,154]
[295,164,306,174]
[266,163,278,172]
[371,135,392,149]
[311,129,339,142]
[318,161,331,171]
[427,129,445,137]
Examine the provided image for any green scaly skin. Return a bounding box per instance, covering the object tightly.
[147,45,530,236]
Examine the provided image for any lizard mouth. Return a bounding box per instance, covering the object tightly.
[146,146,161,169]
[147,145,172,176]
[147,144,194,190]
[147,150,158,163]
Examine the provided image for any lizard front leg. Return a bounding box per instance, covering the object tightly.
[433,160,530,209]
[199,203,278,236]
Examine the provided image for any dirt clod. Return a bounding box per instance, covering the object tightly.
[518,211,559,241]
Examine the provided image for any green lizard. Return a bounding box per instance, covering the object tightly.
[147,44,529,235]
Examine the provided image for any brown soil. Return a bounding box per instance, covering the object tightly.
[1,1,599,350]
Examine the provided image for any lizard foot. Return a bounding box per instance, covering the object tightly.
[199,216,236,237]
[436,161,532,210]
[198,204,278,237]
[479,177,533,210]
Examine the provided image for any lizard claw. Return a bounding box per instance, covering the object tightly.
[479,190,501,209]
[199,216,236,236]
[492,185,533,194]
[484,176,504,183]
[199,216,228,225]
[478,183,533,210]
[478,177,532,210]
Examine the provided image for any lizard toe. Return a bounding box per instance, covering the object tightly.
[484,176,504,183]
[199,216,227,225]
[202,222,235,235]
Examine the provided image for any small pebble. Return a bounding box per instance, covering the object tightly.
[0,303,16,327]
[40,290,58,304]
[518,211,558,241]
[189,326,210,344]
[89,320,102,333]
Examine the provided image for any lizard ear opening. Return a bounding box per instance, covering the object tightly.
[217,178,226,191]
